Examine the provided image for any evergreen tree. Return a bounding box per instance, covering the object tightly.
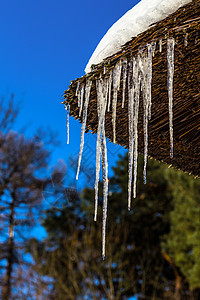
[162,171,200,299]
[29,154,200,299]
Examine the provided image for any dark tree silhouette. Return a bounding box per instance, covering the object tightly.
[29,154,200,299]
[0,131,51,299]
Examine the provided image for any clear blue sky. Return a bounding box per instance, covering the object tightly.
[0,0,140,178]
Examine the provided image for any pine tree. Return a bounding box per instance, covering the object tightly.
[29,154,199,299]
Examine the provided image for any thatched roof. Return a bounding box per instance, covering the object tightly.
[63,0,200,178]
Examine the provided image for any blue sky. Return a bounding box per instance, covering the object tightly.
[0,0,139,180]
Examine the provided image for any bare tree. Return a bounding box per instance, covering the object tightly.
[0,131,51,299]
[0,95,19,132]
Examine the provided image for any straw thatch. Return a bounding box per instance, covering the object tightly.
[63,0,200,177]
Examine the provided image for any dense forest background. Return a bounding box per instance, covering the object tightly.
[0,99,200,300]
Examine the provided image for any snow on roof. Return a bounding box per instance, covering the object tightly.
[85,0,192,73]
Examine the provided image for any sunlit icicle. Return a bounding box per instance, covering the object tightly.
[107,70,113,112]
[79,84,85,117]
[76,80,92,180]
[147,44,153,120]
[128,59,134,210]
[133,58,140,198]
[122,58,128,108]
[75,81,80,97]
[66,104,70,145]
[139,52,149,185]
[167,38,175,159]
[101,124,108,260]
[112,60,122,144]
[94,77,108,221]
[159,39,162,53]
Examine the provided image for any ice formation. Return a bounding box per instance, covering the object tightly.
[167,38,175,159]
[107,70,113,112]
[85,0,191,73]
[95,76,109,221]
[76,80,92,180]
[122,58,128,108]
[70,0,190,258]
[73,36,178,257]
[112,60,122,144]
[101,127,108,260]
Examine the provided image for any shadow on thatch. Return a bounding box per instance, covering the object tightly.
[63,0,200,177]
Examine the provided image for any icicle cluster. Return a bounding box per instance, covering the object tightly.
[76,80,92,180]
[72,37,176,259]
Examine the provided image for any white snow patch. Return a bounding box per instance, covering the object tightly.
[85,0,191,73]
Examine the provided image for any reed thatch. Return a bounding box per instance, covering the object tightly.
[63,0,200,177]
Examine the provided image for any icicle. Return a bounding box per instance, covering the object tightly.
[66,104,70,145]
[139,45,152,184]
[94,76,108,221]
[128,59,134,210]
[167,38,175,159]
[122,58,127,108]
[159,39,162,53]
[112,60,122,144]
[107,70,112,112]
[79,84,85,117]
[76,80,92,180]
[133,58,140,198]
[127,54,142,208]
[101,124,108,259]
[75,81,80,97]
[148,44,153,120]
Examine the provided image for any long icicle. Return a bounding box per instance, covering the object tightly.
[139,53,148,185]
[112,60,122,144]
[76,80,92,180]
[128,59,134,210]
[140,44,153,185]
[167,38,175,159]
[122,58,128,108]
[101,123,108,260]
[147,44,153,120]
[133,58,140,199]
[94,76,108,221]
